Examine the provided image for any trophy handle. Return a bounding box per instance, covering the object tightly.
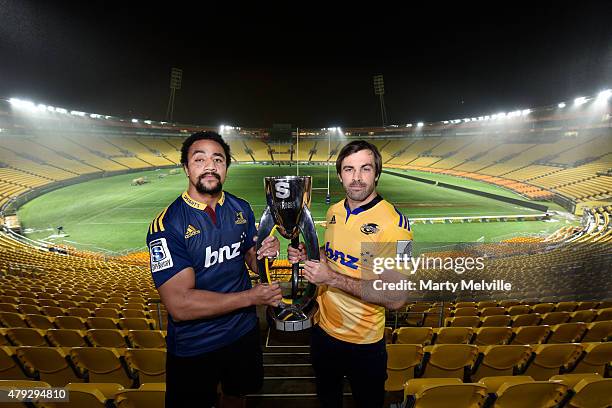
[255,206,276,283]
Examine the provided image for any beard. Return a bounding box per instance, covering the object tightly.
[195,172,223,195]
[345,181,375,202]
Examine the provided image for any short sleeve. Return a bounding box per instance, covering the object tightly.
[146,226,193,288]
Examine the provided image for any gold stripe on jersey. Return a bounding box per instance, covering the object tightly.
[317,196,413,344]
[149,207,168,234]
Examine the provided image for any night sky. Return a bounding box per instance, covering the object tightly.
[1,1,611,128]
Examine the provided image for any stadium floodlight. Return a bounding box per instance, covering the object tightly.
[416,122,424,127]
[406,123,413,127]
[71,110,86,116]
[463,118,470,123]
[496,112,506,119]
[37,104,47,111]
[131,119,139,123]
[521,109,531,116]
[144,120,152,124]
[105,116,112,119]
[558,102,566,108]
[574,96,587,106]
[484,115,490,120]
[471,117,477,122]
[596,89,611,101]
[55,108,68,114]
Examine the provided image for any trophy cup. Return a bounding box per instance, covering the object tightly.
[256,176,319,331]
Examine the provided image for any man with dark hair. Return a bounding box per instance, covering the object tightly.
[289,140,413,408]
[147,131,282,407]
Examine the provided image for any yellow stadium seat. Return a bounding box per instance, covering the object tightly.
[411,383,488,408]
[511,313,541,327]
[62,383,110,408]
[434,327,474,344]
[453,307,479,317]
[576,301,600,310]
[499,301,520,308]
[480,307,506,317]
[46,329,87,348]
[471,345,532,381]
[532,303,556,314]
[66,381,125,400]
[547,323,588,344]
[564,378,612,408]
[18,304,42,315]
[507,305,531,316]
[492,381,567,408]
[456,302,477,308]
[421,344,479,379]
[445,316,481,328]
[66,308,92,319]
[54,316,87,331]
[15,346,82,386]
[87,317,119,330]
[0,346,29,380]
[36,299,58,308]
[118,318,155,331]
[24,314,54,330]
[522,344,583,380]
[41,306,66,318]
[569,342,612,375]
[127,330,166,349]
[70,347,133,388]
[121,309,149,319]
[394,327,434,345]
[480,315,511,327]
[511,325,550,345]
[477,375,533,393]
[115,384,165,408]
[569,310,597,323]
[403,378,462,396]
[384,326,393,344]
[86,329,129,348]
[541,312,571,326]
[555,302,578,312]
[582,321,612,342]
[549,373,603,388]
[0,312,28,328]
[477,301,498,309]
[594,308,612,322]
[5,328,48,347]
[124,348,166,384]
[472,327,512,346]
[0,303,19,313]
[385,344,424,392]
[94,308,121,319]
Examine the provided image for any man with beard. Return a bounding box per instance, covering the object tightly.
[288,140,413,408]
[146,131,282,407]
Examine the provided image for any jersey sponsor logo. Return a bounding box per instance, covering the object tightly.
[325,241,358,270]
[274,181,290,199]
[235,211,247,224]
[149,238,174,273]
[329,215,336,224]
[205,241,242,267]
[184,224,201,239]
[360,223,379,235]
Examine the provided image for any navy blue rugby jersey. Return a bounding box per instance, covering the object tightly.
[146,190,258,356]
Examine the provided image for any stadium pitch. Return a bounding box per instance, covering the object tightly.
[18,164,575,254]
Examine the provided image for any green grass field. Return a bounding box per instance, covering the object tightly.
[18,164,576,254]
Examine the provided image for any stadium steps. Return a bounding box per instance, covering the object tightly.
[247,325,355,407]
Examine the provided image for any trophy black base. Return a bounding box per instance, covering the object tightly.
[266,304,318,332]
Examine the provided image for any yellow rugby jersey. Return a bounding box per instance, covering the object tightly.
[317,194,413,344]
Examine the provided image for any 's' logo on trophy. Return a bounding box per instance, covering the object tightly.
[256,176,319,331]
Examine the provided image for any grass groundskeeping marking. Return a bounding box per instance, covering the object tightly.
[18,164,577,253]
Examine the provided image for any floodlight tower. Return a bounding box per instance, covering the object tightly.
[373,74,388,127]
[166,67,183,122]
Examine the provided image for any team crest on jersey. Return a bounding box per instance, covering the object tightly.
[360,223,379,235]
[149,238,174,273]
[235,211,247,224]
[184,224,200,239]
[329,215,336,224]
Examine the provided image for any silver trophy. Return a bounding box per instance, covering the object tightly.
[256,176,319,331]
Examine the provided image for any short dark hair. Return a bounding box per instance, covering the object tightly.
[335,140,383,182]
[181,131,231,168]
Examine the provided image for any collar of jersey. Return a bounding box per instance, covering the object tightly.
[344,194,383,222]
[182,191,225,210]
